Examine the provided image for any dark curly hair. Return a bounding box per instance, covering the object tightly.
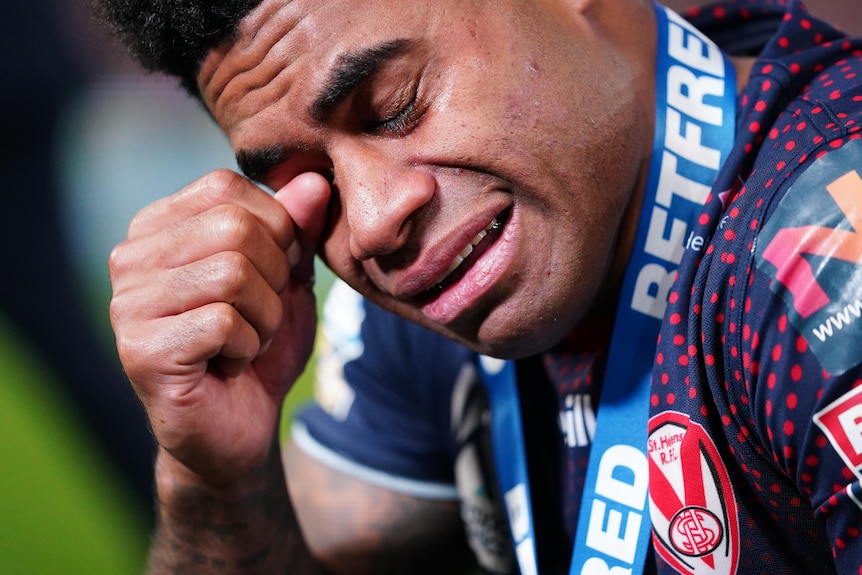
[91,0,265,97]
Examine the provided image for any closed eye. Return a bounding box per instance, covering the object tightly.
[372,90,419,134]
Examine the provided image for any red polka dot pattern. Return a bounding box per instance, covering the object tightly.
[651,1,862,573]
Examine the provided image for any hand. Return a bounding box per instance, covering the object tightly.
[109,170,331,485]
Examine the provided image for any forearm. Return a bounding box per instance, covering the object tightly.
[147,444,323,575]
[284,441,478,575]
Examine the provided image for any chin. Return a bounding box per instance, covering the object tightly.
[469,310,575,360]
[477,332,561,360]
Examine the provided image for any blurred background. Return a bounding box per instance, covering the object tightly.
[1,1,860,573]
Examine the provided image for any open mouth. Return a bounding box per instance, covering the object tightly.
[424,208,511,296]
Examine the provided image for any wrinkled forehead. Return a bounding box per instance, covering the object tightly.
[198,0,320,113]
[197,0,440,128]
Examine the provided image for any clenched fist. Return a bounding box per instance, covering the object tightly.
[109,169,330,485]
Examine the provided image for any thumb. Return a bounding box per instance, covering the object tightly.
[274,172,332,284]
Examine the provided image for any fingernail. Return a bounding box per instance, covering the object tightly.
[287,240,301,268]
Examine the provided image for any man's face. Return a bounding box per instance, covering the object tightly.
[199,0,653,358]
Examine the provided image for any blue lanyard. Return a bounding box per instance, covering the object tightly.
[480,5,737,574]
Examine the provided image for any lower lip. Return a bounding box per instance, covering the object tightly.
[420,209,519,325]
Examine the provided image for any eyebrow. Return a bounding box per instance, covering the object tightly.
[236,39,413,183]
[309,38,413,123]
[236,145,288,184]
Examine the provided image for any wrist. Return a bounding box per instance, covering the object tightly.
[147,441,314,573]
[154,438,286,508]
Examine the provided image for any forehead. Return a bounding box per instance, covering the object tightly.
[198,0,454,136]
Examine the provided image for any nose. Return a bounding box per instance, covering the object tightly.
[335,146,435,260]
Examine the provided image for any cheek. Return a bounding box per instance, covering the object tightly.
[318,219,352,275]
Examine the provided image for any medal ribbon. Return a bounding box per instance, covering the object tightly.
[481,5,737,574]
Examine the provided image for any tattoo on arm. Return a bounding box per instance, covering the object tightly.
[285,441,477,575]
[147,449,323,575]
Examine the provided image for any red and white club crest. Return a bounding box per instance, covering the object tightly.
[669,506,723,557]
[648,412,739,575]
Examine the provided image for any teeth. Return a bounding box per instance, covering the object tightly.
[432,218,499,286]
[458,242,475,261]
[435,256,465,285]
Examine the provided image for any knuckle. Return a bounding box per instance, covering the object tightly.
[111,330,151,383]
[107,240,134,277]
[200,169,248,203]
[209,302,243,339]
[126,204,157,239]
[209,204,258,247]
[212,250,254,291]
[108,292,128,327]
[112,332,137,367]
[126,214,144,239]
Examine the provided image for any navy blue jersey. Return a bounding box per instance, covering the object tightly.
[295,280,521,573]
[295,1,862,573]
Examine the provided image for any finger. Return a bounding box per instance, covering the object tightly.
[274,172,332,283]
[114,203,292,292]
[127,169,292,247]
[142,253,285,343]
[115,302,262,390]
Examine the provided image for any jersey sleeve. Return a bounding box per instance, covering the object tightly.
[292,279,475,498]
[748,133,862,572]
